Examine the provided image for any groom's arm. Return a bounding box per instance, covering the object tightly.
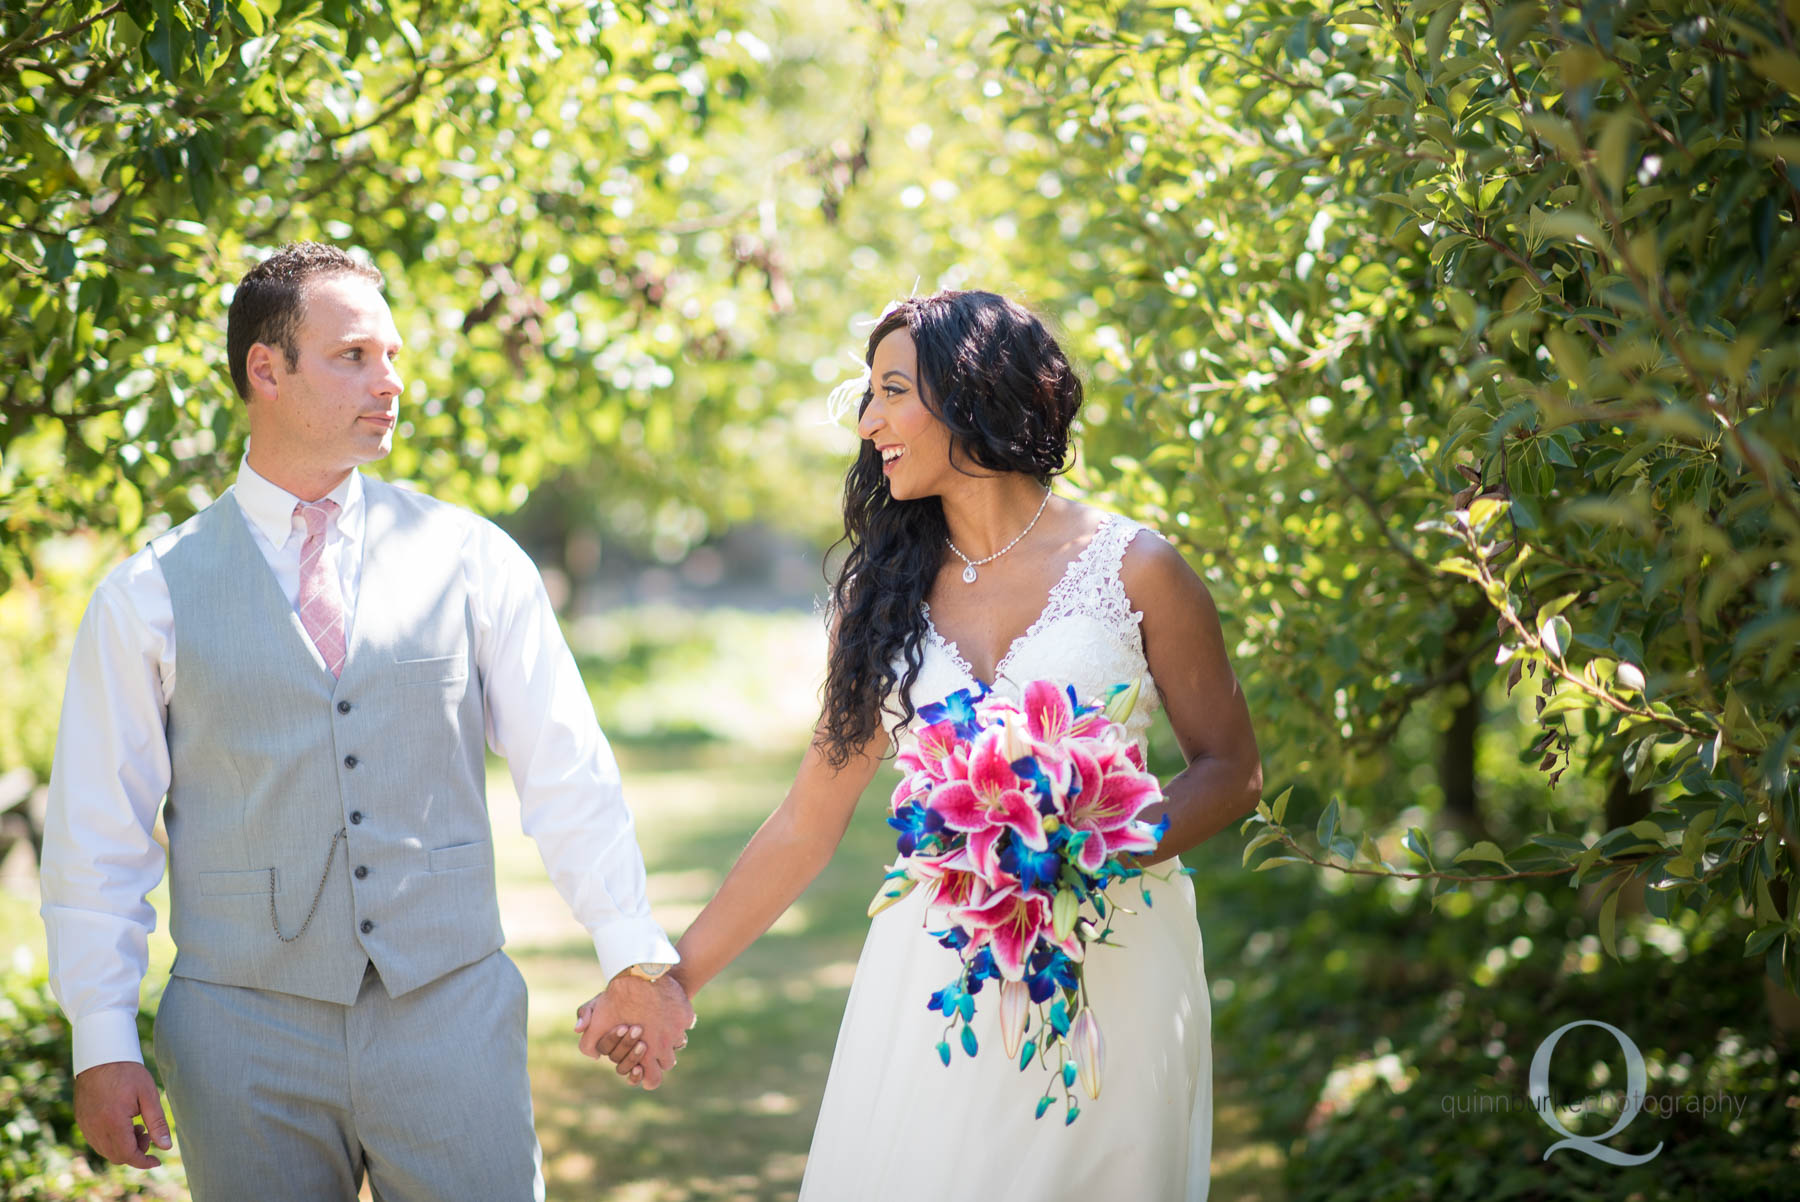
[39,561,175,1164]
[464,520,686,1075]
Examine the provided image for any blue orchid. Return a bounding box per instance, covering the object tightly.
[1026,943,1079,1004]
[918,684,989,740]
[999,836,1062,893]
[1010,753,1059,810]
[887,801,946,857]
[965,946,998,993]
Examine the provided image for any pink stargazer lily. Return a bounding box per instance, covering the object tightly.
[926,727,1048,850]
[1062,742,1162,873]
[954,884,1084,980]
[895,719,965,785]
[953,885,1053,980]
[908,848,987,917]
[1021,679,1110,743]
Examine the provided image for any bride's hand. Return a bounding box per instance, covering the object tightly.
[574,975,695,1088]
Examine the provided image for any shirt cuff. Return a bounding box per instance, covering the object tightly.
[592,919,680,986]
[71,1007,144,1076]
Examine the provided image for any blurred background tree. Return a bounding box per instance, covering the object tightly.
[981,0,1800,985]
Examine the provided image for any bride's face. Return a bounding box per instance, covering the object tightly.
[858,328,954,501]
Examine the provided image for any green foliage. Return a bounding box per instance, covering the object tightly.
[1198,839,1799,1200]
[0,974,182,1199]
[0,0,861,585]
[988,1,1800,989]
[0,534,116,790]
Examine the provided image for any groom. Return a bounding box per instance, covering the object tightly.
[38,241,692,1200]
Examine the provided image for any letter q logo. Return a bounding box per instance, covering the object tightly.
[1527,1019,1663,1165]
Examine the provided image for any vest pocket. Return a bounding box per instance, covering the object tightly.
[199,868,277,896]
[428,839,490,872]
[393,654,468,686]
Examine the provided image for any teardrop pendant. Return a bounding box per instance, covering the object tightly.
[962,563,978,584]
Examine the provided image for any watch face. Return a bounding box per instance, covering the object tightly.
[632,963,669,980]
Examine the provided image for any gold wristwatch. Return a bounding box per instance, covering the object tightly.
[618,962,671,984]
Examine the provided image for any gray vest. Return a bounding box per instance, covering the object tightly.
[156,479,504,1004]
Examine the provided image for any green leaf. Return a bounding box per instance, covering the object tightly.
[1453,840,1511,869]
[1241,828,1283,867]
[1252,855,1307,871]
[1598,888,1621,958]
[44,238,77,283]
[1315,797,1339,849]
[148,0,178,79]
[1267,785,1292,825]
[1540,614,1572,659]
[1466,496,1507,533]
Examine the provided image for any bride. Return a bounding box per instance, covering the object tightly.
[589,289,1261,1199]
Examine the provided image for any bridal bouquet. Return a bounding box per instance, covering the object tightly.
[868,678,1170,1125]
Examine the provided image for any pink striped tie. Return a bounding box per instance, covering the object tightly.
[295,500,348,678]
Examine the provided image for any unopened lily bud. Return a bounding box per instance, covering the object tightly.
[867,872,917,917]
[1070,1007,1105,1099]
[998,980,1030,1060]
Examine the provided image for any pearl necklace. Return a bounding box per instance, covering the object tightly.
[946,489,1053,584]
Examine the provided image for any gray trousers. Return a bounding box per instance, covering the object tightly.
[154,951,544,1202]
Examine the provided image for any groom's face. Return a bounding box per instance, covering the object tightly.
[248,273,404,476]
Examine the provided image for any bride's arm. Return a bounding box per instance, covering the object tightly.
[584,725,885,1080]
[1123,532,1264,862]
[668,729,886,999]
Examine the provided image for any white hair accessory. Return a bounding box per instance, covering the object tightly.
[821,286,922,426]
[824,357,872,426]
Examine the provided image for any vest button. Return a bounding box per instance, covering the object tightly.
[360,919,374,934]
[354,865,369,880]
[344,755,358,769]
[350,811,363,825]
[337,700,352,714]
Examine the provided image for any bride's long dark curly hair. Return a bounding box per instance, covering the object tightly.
[817,290,1084,768]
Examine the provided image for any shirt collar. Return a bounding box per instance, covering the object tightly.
[233,455,364,552]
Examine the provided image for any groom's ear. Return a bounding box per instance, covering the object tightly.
[244,342,282,404]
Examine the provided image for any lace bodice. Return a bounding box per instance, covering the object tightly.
[897,513,1160,748]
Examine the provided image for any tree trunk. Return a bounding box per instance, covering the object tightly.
[1438,664,1483,837]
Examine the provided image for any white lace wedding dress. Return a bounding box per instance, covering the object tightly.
[799,514,1213,1201]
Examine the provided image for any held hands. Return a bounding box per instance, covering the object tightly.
[573,972,694,1089]
[73,1060,173,1169]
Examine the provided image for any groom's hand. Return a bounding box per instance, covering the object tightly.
[73,1060,173,1169]
[574,973,694,1089]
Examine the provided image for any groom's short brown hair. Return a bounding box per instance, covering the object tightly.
[227,242,385,400]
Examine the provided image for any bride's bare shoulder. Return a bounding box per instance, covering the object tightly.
[1116,520,1219,622]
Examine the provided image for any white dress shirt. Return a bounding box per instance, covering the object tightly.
[40,458,677,1074]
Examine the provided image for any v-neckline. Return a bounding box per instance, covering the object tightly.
[922,513,1117,691]
[221,488,373,687]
